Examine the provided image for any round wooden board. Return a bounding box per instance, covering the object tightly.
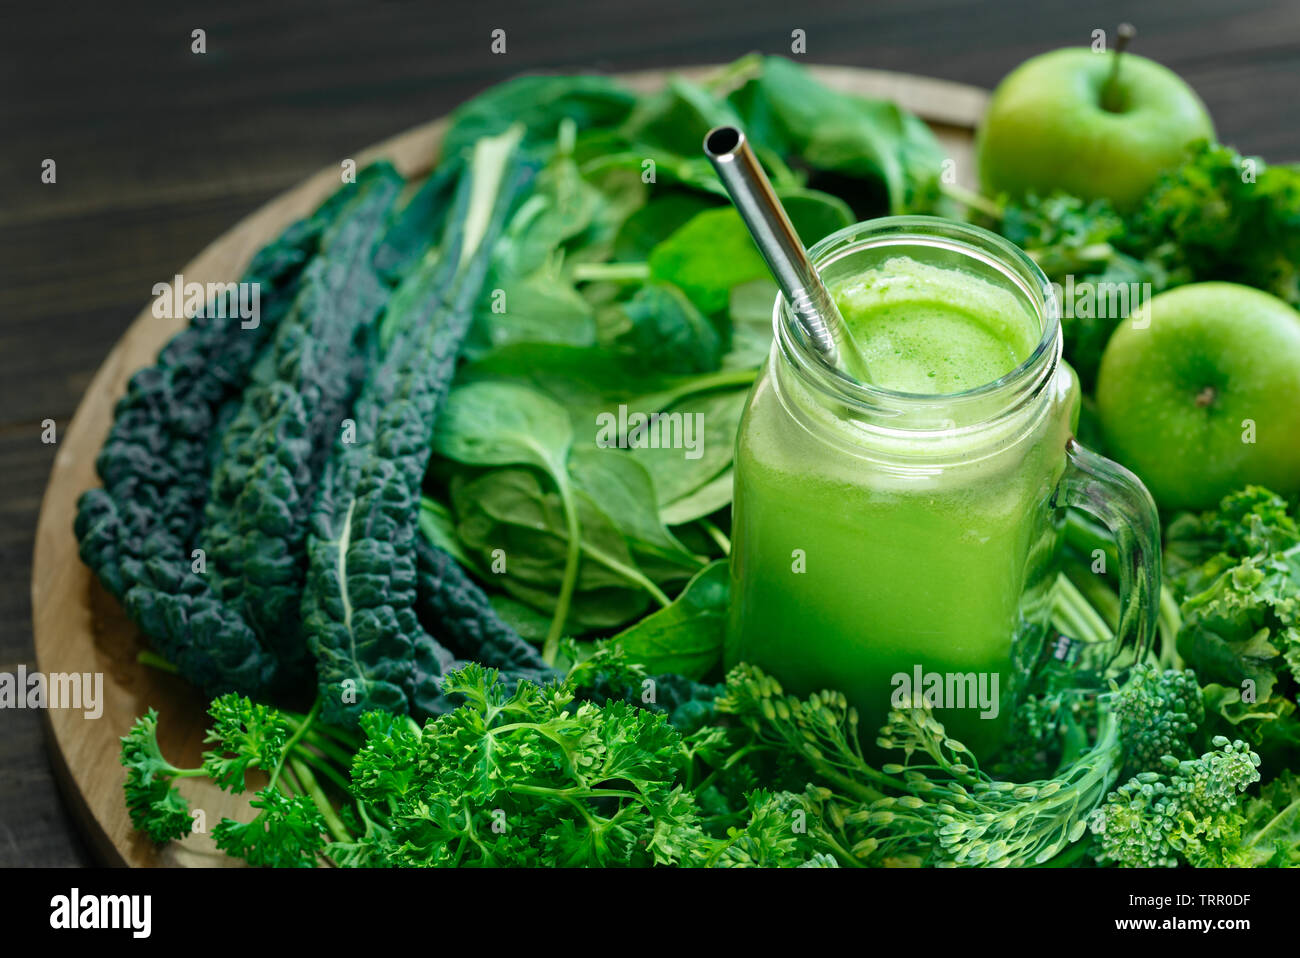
[31,65,987,867]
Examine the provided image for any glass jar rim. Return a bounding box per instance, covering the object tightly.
[773,215,1062,420]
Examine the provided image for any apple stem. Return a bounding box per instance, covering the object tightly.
[1102,22,1137,112]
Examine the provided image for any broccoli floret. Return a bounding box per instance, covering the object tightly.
[1111,664,1205,775]
[1089,737,1261,867]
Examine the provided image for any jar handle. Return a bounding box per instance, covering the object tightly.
[1052,438,1161,665]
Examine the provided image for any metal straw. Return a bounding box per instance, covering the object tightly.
[703,125,870,382]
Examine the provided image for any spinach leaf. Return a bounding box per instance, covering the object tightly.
[616,282,722,374]
[489,594,554,642]
[418,497,476,571]
[459,343,757,430]
[467,262,595,357]
[649,208,768,315]
[646,192,849,316]
[451,468,660,633]
[724,278,779,370]
[613,192,718,261]
[728,56,947,214]
[435,380,573,476]
[493,138,603,278]
[434,381,581,660]
[453,468,669,598]
[612,560,730,679]
[441,75,637,161]
[628,388,748,509]
[581,148,728,198]
[661,467,735,527]
[621,76,746,158]
[567,446,702,575]
[777,188,855,242]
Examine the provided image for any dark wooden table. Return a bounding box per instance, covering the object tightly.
[3,0,1298,867]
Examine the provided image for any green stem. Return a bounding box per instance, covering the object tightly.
[592,552,670,606]
[510,783,643,803]
[938,182,1002,219]
[1101,24,1136,113]
[290,756,352,844]
[1064,510,1117,565]
[1063,558,1121,634]
[298,729,357,768]
[279,762,304,796]
[1156,586,1184,669]
[571,261,652,284]
[814,826,868,868]
[1054,572,1113,646]
[290,745,352,793]
[698,518,731,556]
[269,697,319,792]
[544,474,582,665]
[647,367,757,411]
[279,708,360,747]
[137,650,179,674]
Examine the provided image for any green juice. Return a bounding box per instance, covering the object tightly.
[726,255,1076,754]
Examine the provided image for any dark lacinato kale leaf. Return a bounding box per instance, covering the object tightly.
[371,159,462,284]
[74,195,333,696]
[199,164,406,683]
[410,535,558,693]
[304,129,533,726]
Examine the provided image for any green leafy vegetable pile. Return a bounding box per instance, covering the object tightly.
[80,56,1300,866]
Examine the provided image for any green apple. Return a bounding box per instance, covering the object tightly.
[1096,283,1300,510]
[977,48,1214,210]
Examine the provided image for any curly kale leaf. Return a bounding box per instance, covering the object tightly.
[198,164,405,681]
[1165,486,1300,797]
[1165,486,1300,591]
[1169,488,1300,705]
[1238,770,1300,867]
[304,129,531,725]
[1127,142,1300,306]
[985,145,1300,386]
[991,191,1165,387]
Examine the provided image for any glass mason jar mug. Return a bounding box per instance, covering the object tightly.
[725,216,1160,755]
